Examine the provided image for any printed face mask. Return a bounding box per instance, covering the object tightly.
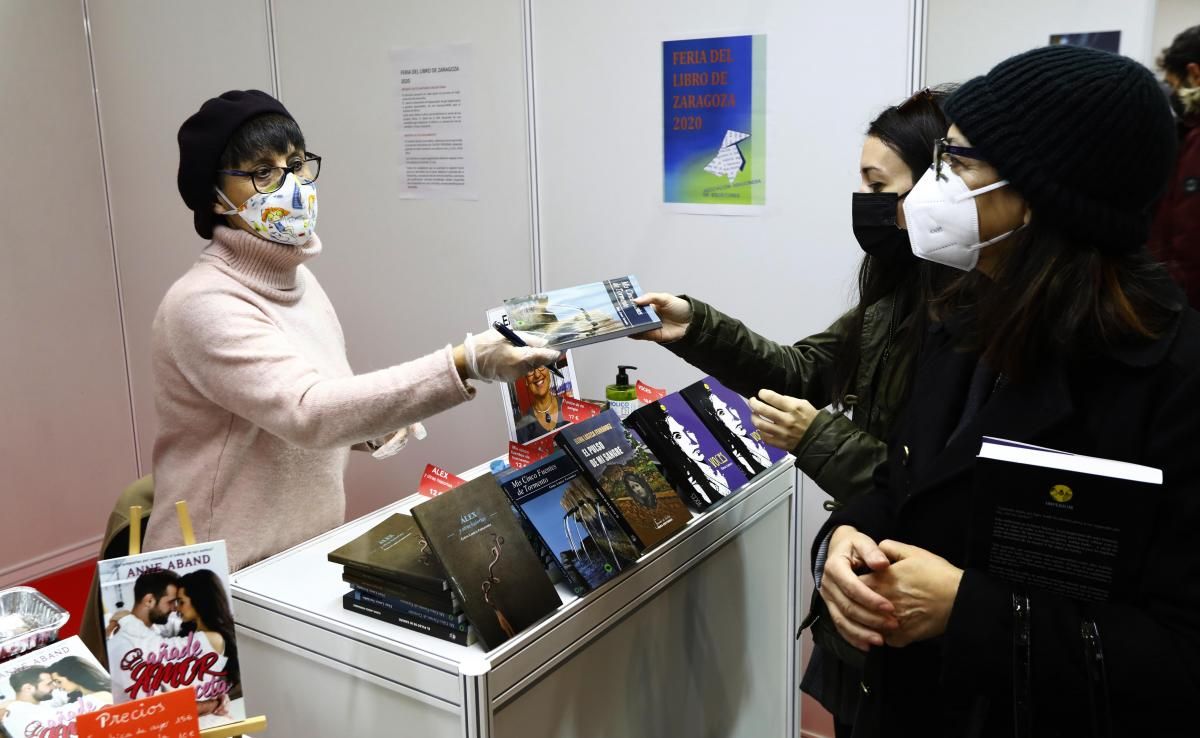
[216,173,318,246]
[852,191,910,257]
[902,167,1015,271]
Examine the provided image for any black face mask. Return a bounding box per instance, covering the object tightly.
[852,191,909,256]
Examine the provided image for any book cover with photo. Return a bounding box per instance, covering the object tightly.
[627,393,750,511]
[680,376,788,477]
[411,475,563,650]
[497,449,639,595]
[327,513,449,593]
[97,541,244,729]
[556,409,691,550]
[501,276,661,350]
[0,636,112,738]
[487,306,580,444]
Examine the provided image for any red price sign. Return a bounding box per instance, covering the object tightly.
[636,380,667,404]
[560,397,602,424]
[417,463,465,497]
[77,689,200,738]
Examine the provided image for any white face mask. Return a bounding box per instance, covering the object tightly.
[903,166,1017,271]
[216,173,318,246]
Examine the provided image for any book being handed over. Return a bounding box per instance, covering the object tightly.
[502,276,660,349]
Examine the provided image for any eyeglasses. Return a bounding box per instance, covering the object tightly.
[218,152,322,195]
[933,137,983,180]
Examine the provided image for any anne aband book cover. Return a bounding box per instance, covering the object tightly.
[97,541,245,730]
[0,636,112,738]
[627,393,750,510]
[556,409,691,550]
[501,276,661,350]
[327,513,449,593]
[411,475,563,650]
[497,449,639,595]
[680,376,788,477]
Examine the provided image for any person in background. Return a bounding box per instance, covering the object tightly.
[635,88,954,737]
[1150,25,1200,307]
[142,90,559,571]
[819,45,1198,736]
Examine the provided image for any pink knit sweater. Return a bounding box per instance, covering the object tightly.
[143,226,475,570]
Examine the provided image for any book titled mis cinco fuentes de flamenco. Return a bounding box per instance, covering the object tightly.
[502,276,661,350]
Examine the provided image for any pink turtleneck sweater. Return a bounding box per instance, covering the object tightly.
[144,226,475,570]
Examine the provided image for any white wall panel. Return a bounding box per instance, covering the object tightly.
[0,0,137,582]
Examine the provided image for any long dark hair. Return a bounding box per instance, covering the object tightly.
[178,570,239,688]
[829,88,956,406]
[932,220,1179,380]
[638,409,719,508]
[50,656,110,693]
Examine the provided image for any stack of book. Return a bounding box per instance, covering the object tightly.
[328,513,474,646]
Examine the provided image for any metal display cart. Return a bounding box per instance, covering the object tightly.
[230,458,798,737]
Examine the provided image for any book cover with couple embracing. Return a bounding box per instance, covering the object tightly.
[96,541,244,729]
[0,636,111,738]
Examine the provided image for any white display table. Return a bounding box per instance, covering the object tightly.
[230,458,798,738]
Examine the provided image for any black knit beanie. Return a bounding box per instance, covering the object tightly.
[944,45,1177,253]
[177,90,294,239]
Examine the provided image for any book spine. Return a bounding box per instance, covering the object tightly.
[342,593,473,646]
[624,413,712,511]
[329,555,448,593]
[341,571,460,613]
[348,588,466,628]
[555,434,647,552]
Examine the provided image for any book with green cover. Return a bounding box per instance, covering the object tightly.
[327,513,448,593]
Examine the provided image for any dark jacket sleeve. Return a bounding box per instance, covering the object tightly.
[664,296,849,406]
[793,409,889,503]
[811,456,896,570]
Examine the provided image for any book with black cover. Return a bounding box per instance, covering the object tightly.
[341,569,461,615]
[411,475,563,650]
[969,437,1161,602]
[344,586,466,627]
[342,592,475,646]
[498,449,639,594]
[556,409,691,550]
[627,393,750,510]
[680,376,789,477]
[328,513,448,593]
[502,276,661,350]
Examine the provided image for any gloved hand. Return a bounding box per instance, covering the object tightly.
[464,328,562,383]
[370,422,428,460]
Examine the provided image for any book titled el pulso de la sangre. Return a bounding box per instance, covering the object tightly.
[502,276,661,350]
[628,393,750,510]
[327,513,449,593]
[411,475,563,650]
[681,376,789,477]
[97,541,245,730]
[556,409,691,551]
[498,449,640,595]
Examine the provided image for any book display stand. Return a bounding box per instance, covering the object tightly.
[230,457,798,738]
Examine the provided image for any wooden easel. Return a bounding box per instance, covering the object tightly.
[125,502,268,737]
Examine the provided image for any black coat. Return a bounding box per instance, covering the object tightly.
[821,307,1200,737]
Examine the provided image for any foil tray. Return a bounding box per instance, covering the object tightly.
[0,586,70,662]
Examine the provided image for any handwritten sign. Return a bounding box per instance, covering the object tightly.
[77,688,200,738]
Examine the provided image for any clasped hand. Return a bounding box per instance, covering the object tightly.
[819,526,963,650]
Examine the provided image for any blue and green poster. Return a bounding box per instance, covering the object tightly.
[663,35,765,212]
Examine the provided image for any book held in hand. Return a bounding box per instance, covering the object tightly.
[411,475,563,650]
[627,393,750,510]
[556,409,691,550]
[96,541,246,729]
[327,513,449,593]
[969,437,1161,602]
[498,449,639,595]
[680,376,788,477]
[0,636,112,738]
[502,276,661,350]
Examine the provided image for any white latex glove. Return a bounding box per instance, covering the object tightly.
[371,422,428,460]
[464,329,562,383]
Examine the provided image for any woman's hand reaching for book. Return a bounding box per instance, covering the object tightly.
[749,390,819,451]
[633,293,692,343]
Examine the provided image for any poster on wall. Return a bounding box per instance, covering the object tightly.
[663,34,766,215]
[1048,31,1120,53]
[390,43,477,199]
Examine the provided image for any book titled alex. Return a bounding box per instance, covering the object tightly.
[327,513,449,593]
[96,541,246,730]
[680,376,789,477]
[502,276,661,350]
[0,636,112,738]
[969,437,1161,602]
[556,409,691,550]
[627,393,750,510]
[498,449,639,595]
[411,475,563,650]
